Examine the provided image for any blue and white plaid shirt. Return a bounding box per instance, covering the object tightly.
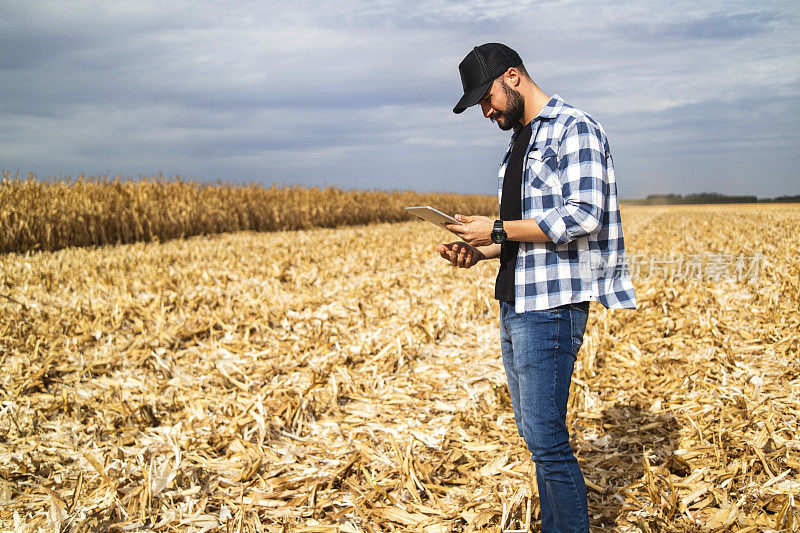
[498,94,636,312]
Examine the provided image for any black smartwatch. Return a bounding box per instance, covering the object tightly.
[491,220,507,244]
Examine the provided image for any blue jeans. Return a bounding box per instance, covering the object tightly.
[500,301,590,533]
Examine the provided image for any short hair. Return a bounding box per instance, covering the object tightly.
[514,63,531,80]
[497,64,531,83]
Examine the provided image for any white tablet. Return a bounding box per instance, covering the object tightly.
[405,206,460,231]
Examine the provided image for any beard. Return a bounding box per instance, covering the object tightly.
[493,80,525,131]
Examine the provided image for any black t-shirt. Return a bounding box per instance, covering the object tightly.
[495,121,533,302]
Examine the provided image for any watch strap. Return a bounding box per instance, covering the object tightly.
[492,220,506,244]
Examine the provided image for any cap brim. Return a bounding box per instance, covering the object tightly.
[453,79,493,114]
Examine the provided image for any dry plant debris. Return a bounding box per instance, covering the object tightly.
[1,204,798,532]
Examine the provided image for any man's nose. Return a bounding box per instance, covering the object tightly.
[480,101,492,118]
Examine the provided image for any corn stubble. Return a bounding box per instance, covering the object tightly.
[1,204,798,532]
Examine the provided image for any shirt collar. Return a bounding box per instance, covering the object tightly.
[510,94,563,141]
[535,93,563,120]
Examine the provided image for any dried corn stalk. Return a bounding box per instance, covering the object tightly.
[1,204,798,531]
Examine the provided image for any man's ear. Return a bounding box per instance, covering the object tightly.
[505,67,521,88]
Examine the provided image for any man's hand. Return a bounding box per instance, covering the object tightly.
[446,214,494,247]
[435,241,484,268]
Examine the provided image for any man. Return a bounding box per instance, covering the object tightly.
[437,43,636,532]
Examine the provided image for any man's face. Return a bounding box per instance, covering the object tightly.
[479,77,525,131]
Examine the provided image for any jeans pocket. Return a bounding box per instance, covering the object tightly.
[538,309,563,350]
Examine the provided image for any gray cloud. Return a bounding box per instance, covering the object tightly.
[0,0,798,197]
[620,11,778,42]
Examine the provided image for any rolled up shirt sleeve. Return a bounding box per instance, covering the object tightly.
[533,119,607,245]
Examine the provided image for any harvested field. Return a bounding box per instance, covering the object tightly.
[1,204,799,531]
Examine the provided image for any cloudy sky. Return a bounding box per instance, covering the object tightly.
[1,0,798,198]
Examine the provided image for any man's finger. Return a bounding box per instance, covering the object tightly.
[463,250,473,267]
[437,243,455,261]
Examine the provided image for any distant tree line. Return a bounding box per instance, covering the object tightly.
[759,194,800,203]
[631,192,800,205]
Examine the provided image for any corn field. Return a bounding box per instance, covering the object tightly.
[1,201,799,532]
[0,172,497,253]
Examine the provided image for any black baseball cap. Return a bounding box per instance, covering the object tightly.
[453,43,523,114]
